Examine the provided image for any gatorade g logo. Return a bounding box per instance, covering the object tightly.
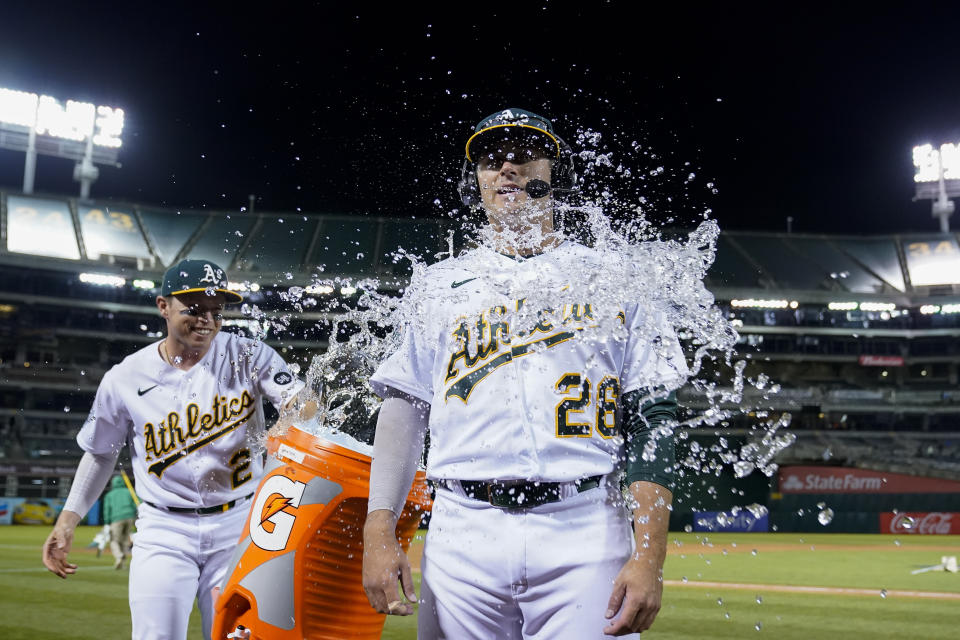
[250,476,307,551]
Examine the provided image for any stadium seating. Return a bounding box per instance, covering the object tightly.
[1,189,958,525]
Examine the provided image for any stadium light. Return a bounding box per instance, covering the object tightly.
[79,272,125,287]
[132,279,156,290]
[223,318,270,333]
[828,302,858,311]
[920,304,940,315]
[306,284,335,295]
[0,86,124,198]
[913,143,960,232]
[859,302,896,312]
[730,299,789,309]
[340,286,357,296]
[942,303,960,314]
[228,281,261,293]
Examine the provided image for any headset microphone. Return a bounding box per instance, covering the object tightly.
[525,179,552,199]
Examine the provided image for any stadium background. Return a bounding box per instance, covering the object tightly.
[0,186,958,535]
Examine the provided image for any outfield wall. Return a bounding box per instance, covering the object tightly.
[670,452,960,534]
[769,465,960,533]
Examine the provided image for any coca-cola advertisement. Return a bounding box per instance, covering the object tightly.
[880,512,960,535]
[779,466,960,494]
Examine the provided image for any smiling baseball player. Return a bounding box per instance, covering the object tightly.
[362,109,689,638]
[42,258,304,640]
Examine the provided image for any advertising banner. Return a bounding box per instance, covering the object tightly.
[880,512,960,535]
[0,498,25,525]
[693,510,769,532]
[858,355,904,367]
[779,466,960,494]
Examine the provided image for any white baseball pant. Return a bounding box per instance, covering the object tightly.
[129,502,248,640]
[418,479,641,640]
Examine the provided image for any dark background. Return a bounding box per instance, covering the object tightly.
[2,3,960,234]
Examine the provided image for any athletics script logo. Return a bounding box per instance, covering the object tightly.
[444,298,607,403]
[143,390,255,477]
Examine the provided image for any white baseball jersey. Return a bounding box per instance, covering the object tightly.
[78,332,304,508]
[370,241,688,482]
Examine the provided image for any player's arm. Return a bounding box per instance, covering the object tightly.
[604,391,678,636]
[42,450,119,578]
[362,389,429,616]
[243,340,311,435]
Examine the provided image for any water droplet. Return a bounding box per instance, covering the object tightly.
[717,598,723,606]
[880,589,887,599]
[755,622,763,631]
[756,595,763,604]
[733,461,754,478]
[817,508,834,526]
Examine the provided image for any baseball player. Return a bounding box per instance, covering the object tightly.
[42,259,305,640]
[102,474,138,569]
[362,109,688,638]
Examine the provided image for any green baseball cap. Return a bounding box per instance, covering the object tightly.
[465,108,561,162]
[161,259,243,303]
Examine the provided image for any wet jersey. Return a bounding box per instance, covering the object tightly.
[370,241,689,482]
[77,332,305,508]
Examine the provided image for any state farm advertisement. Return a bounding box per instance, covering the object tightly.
[880,512,960,535]
[779,466,960,494]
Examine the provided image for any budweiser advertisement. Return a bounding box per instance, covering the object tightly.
[880,512,960,535]
[779,466,960,494]
[858,355,904,367]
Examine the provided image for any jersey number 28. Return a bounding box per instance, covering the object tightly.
[555,373,619,438]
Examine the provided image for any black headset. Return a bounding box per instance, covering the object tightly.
[457,133,579,208]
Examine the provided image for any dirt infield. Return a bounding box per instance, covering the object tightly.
[664,579,960,600]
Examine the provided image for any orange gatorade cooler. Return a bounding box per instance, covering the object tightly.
[212,425,431,640]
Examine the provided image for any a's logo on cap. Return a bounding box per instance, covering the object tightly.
[199,263,224,285]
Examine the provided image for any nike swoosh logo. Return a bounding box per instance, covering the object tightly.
[451,278,478,288]
[137,385,158,396]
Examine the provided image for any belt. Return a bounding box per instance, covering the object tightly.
[143,493,254,515]
[453,476,603,509]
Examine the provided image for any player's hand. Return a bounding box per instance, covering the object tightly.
[602,554,664,636]
[42,522,79,578]
[362,510,416,616]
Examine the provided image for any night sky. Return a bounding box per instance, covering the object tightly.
[2,3,960,235]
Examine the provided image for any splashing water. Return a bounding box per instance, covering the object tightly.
[268,127,792,494]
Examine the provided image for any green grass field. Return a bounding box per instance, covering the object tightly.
[2,526,958,639]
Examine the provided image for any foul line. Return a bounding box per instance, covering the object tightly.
[664,580,960,600]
